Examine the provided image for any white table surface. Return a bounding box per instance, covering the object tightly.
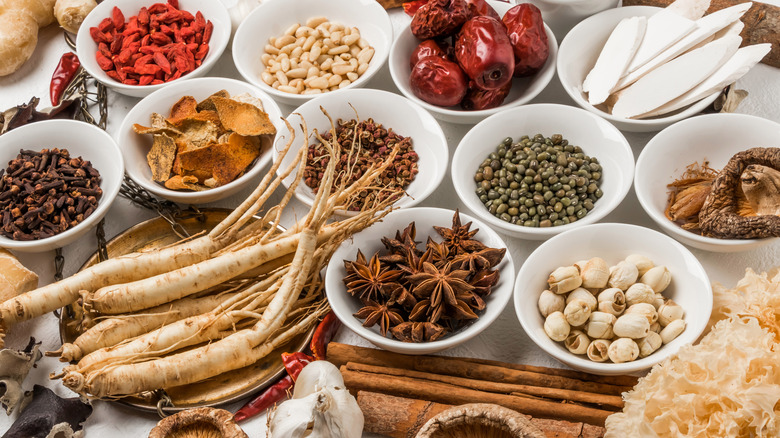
[1,3,779,437]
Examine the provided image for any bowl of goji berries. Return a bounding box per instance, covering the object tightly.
[76,0,231,98]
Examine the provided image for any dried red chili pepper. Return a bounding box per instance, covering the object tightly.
[410,56,468,107]
[461,80,512,110]
[310,311,342,360]
[465,0,500,21]
[502,3,549,77]
[455,16,515,90]
[411,0,470,39]
[233,353,313,422]
[50,53,81,107]
[410,39,446,70]
[403,0,428,16]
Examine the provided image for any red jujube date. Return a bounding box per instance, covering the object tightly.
[503,4,549,77]
[465,0,500,21]
[455,16,515,90]
[461,80,512,110]
[410,39,446,70]
[411,0,470,39]
[410,56,468,107]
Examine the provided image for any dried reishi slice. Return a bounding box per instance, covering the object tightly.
[699,147,780,239]
[415,403,546,438]
[148,407,247,438]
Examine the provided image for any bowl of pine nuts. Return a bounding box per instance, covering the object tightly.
[232,0,393,106]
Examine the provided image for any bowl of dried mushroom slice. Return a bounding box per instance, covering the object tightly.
[117,77,283,204]
[325,207,514,355]
[635,113,780,252]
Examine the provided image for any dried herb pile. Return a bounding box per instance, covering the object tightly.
[343,211,505,343]
[305,117,418,212]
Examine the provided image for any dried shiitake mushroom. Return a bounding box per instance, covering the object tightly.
[148,407,247,438]
[416,403,546,438]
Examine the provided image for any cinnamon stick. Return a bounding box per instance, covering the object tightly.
[341,365,614,425]
[357,391,606,438]
[327,343,632,396]
[346,362,624,410]
[622,0,780,68]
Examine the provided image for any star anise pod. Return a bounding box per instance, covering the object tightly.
[384,282,417,308]
[354,301,404,336]
[470,269,500,296]
[450,247,506,272]
[425,237,451,269]
[390,321,447,343]
[408,262,475,323]
[343,250,402,303]
[434,210,487,255]
[381,222,421,259]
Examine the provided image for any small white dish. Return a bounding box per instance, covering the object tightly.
[451,104,634,240]
[274,88,448,214]
[557,6,721,133]
[635,113,780,252]
[326,207,515,355]
[526,0,620,40]
[76,0,231,98]
[0,120,124,252]
[389,0,558,125]
[514,222,712,375]
[117,77,283,205]
[233,0,393,106]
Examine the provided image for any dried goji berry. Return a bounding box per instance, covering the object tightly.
[153,52,172,74]
[139,45,160,55]
[168,0,179,9]
[123,79,139,85]
[98,18,114,34]
[140,34,151,47]
[173,55,187,72]
[111,7,125,31]
[96,53,113,71]
[134,54,154,69]
[149,4,167,14]
[151,32,172,45]
[121,33,140,49]
[109,35,123,53]
[139,74,154,85]
[106,71,121,82]
[203,21,213,43]
[151,79,164,85]
[138,7,150,25]
[185,42,198,52]
[194,43,209,60]
[180,26,194,38]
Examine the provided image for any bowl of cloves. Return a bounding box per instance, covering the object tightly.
[635,113,780,252]
[325,207,514,355]
[0,120,124,252]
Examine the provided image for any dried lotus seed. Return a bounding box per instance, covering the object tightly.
[660,319,686,344]
[544,311,570,342]
[624,303,658,325]
[585,311,616,339]
[564,299,591,327]
[608,261,639,291]
[566,288,597,311]
[658,300,685,327]
[625,283,655,307]
[587,339,612,362]
[625,254,654,276]
[580,257,610,289]
[613,313,651,339]
[640,266,671,293]
[637,332,662,358]
[565,330,591,355]
[608,338,639,363]
[538,290,565,318]
[548,266,581,294]
[597,288,626,316]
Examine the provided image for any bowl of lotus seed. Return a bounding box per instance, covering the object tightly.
[514,223,712,375]
[452,104,634,240]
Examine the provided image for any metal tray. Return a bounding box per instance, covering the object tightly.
[59,208,313,413]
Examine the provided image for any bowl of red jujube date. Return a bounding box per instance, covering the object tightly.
[389,0,558,124]
[76,0,231,98]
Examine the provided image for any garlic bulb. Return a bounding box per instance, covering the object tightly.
[613,313,651,339]
[268,361,363,438]
[580,257,610,289]
[625,283,655,307]
[566,288,597,312]
[587,339,611,362]
[637,332,662,358]
[597,288,626,316]
[660,319,686,344]
[564,330,590,355]
[625,254,653,277]
[639,266,671,293]
[538,290,565,318]
[607,261,638,291]
[657,300,685,327]
[624,303,658,325]
[548,266,581,294]
[608,338,639,363]
[544,311,570,342]
[564,299,591,327]
[585,311,616,339]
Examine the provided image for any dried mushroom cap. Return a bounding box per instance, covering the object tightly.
[416,403,546,438]
[0,337,42,415]
[3,385,92,438]
[148,407,247,438]
[699,147,780,239]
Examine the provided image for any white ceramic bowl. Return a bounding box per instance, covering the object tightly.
[274,88,448,214]
[452,104,634,240]
[117,77,283,205]
[636,113,780,252]
[514,223,712,375]
[527,0,620,40]
[557,6,721,133]
[389,1,558,125]
[76,0,231,98]
[0,120,124,252]
[326,207,515,355]
[233,0,393,106]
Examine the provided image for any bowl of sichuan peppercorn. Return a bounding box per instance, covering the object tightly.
[451,103,634,240]
[0,120,124,252]
[389,0,558,125]
[273,88,449,215]
[325,207,515,355]
[76,0,231,98]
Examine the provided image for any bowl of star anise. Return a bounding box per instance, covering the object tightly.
[325,207,514,354]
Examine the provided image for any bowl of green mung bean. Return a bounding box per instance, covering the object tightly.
[451,104,634,240]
